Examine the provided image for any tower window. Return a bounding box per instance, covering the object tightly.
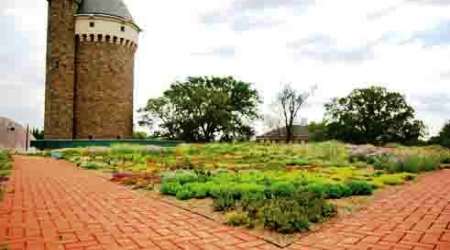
[90,22,95,28]
[120,26,125,32]
[54,61,59,69]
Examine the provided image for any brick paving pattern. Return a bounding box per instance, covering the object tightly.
[1,156,450,250]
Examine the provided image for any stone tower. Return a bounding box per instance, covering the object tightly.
[44,0,140,140]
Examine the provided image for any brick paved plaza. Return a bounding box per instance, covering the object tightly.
[2,156,450,250]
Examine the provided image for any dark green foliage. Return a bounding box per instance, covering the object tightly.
[0,150,13,177]
[306,183,351,199]
[325,86,425,145]
[285,158,310,166]
[441,153,450,164]
[84,162,101,170]
[308,121,330,142]
[270,182,295,198]
[340,184,353,197]
[429,121,450,148]
[186,183,209,198]
[160,182,182,195]
[30,127,44,140]
[138,76,261,142]
[0,150,13,202]
[321,203,338,218]
[240,192,265,219]
[213,190,236,211]
[260,199,310,234]
[347,181,373,195]
[326,184,344,199]
[234,183,265,199]
[259,191,333,234]
[176,188,194,200]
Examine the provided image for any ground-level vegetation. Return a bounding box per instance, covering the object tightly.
[0,149,13,201]
[37,141,450,239]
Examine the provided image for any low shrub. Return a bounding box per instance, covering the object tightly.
[82,161,103,170]
[160,182,182,195]
[321,203,338,218]
[234,183,265,199]
[259,199,310,234]
[269,182,295,198]
[375,173,414,186]
[306,183,351,199]
[240,191,265,218]
[347,181,373,195]
[176,188,194,200]
[186,182,210,198]
[0,149,13,202]
[213,190,236,211]
[441,153,450,164]
[285,158,310,166]
[225,211,250,226]
[258,191,336,234]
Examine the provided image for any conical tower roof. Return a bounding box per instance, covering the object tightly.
[77,0,134,21]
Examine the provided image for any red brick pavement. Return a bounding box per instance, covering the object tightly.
[1,156,450,250]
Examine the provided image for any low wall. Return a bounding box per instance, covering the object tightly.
[30,139,183,150]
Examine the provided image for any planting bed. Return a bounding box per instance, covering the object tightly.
[0,149,12,201]
[37,142,450,246]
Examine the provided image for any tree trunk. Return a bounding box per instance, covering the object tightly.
[285,124,293,143]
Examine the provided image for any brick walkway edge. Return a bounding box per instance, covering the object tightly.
[1,156,450,250]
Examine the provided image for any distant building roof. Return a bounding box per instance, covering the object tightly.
[256,125,309,141]
[77,0,134,21]
[263,125,309,136]
[0,117,35,149]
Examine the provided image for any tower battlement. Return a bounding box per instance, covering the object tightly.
[44,0,140,140]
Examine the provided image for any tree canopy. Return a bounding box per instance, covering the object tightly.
[138,76,261,142]
[325,86,425,145]
[307,121,330,142]
[429,120,450,148]
[30,128,44,140]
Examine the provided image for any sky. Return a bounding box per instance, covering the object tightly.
[1,0,450,137]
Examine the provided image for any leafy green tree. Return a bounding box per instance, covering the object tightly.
[325,86,425,145]
[30,128,44,140]
[428,121,450,148]
[308,121,330,142]
[138,76,261,142]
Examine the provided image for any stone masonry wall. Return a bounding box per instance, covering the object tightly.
[74,41,135,139]
[44,0,76,139]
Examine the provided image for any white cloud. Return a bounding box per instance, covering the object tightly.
[1,0,450,137]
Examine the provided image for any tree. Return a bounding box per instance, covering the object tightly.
[325,86,426,145]
[308,121,330,142]
[263,112,283,132]
[429,121,450,148]
[30,128,44,140]
[274,83,314,143]
[138,76,261,142]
